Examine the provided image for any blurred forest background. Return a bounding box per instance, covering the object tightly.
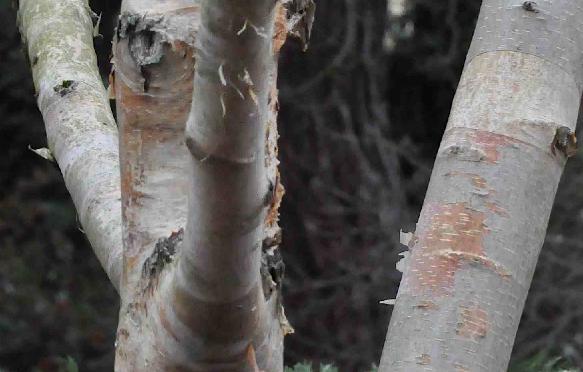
[1,0,583,371]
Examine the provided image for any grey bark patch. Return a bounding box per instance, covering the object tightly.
[53,80,78,97]
[442,144,486,162]
[466,0,583,89]
[260,229,284,300]
[142,228,184,279]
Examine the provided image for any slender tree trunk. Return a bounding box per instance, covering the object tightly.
[18,0,123,290]
[380,1,583,371]
[168,0,286,370]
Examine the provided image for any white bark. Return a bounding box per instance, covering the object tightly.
[18,0,123,290]
[111,1,200,369]
[168,0,286,369]
[112,1,302,370]
[19,0,310,369]
[380,1,583,370]
[112,0,198,299]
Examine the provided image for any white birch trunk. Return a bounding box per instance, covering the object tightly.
[380,1,583,371]
[20,0,311,369]
[18,0,123,290]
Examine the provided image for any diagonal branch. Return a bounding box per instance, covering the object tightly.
[18,0,123,291]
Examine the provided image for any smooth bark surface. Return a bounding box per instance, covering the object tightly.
[170,1,287,369]
[380,1,583,371]
[18,0,123,290]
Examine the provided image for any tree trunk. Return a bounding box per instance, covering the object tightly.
[18,0,123,290]
[112,0,292,370]
[380,1,583,371]
[20,0,312,370]
[111,0,202,369]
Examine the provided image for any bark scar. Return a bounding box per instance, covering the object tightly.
[406,203,511,296]
[522,1,539,13]
[53,80,78,97]
[456,305,489,340]
[260,229,284,300]
[551,126,577,158]
[416,354,431,365]
[142,228,184,284]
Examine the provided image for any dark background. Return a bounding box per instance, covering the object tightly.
[1,0,583,370]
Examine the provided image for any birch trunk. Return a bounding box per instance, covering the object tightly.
[20,0,311,369]
[18,0,123,290]
[111,0,201,369]
[166,1,287,368]
[112,0,198,303]
[380,1,583,371]
[112,0,293,370]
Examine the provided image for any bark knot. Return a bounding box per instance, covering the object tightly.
[117,12,166,92]
[142,228,184,280]
[53,80,78,97]
[551,126,577,158]
[522,1,539,13]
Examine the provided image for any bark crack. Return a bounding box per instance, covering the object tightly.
[260,229,284,300]
[142,228,184,283]
[53,80,78,97]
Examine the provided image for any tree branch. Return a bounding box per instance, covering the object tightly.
[18,0,122,291]
[166,0,284,369]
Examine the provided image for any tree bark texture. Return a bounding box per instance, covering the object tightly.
[18,0,123,291]
[19,0,312,369]
[380,1,583,371]
[112,0,200,370]
[112,0,304,370]
[172,0,286,370]
[112,0,198,300]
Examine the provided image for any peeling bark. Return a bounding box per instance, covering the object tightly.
[169,0,286,369]
[113,0,198,298]
[18,0,123,290]
[20,0,304,368]
[112,0,302,370]
[380,1,583,371]
[112,0,199,369]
